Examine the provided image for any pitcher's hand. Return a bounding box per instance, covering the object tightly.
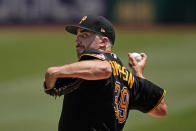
[128,53,147,78]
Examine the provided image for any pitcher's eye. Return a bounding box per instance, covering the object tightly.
[81,34,88,38]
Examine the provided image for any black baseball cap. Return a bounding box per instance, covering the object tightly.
[65,15,115,45]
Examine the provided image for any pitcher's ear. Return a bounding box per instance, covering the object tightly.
[101,37,109,44]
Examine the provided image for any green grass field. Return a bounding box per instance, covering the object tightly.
[0,26,196,131]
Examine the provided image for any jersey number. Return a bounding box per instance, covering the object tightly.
[114,82,129,123]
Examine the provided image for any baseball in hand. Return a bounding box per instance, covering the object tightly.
[130,52,143,62]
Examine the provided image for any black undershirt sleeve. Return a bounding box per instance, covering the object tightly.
[129,76,166,113]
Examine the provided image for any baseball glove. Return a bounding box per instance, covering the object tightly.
[44,78,83,97]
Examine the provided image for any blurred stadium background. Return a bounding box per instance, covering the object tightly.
[0,0,196,131]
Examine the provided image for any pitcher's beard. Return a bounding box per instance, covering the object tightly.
[76,46,85,59]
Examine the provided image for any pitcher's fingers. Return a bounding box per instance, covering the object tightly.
[140,53,148,62]
[138,53,147,67]
[128,53,134,67]
[128,53,137,66]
